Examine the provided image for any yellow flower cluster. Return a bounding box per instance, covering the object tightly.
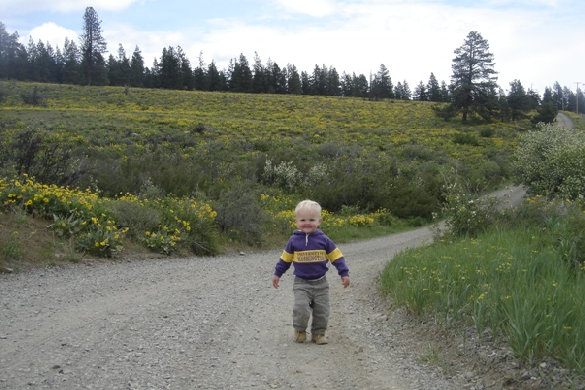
[1,175,218,257]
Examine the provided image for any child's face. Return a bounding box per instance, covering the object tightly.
[295,208,322,233]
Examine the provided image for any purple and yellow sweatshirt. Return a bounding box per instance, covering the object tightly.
[274,229,349,280]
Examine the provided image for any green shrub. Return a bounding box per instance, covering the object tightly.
[109,200,162,240]
[214,183,266,246]
[21,86,46,106]
[514,123,585,199]
[1,231,23,260]
[453,131,479,146]
[440,181,497,237]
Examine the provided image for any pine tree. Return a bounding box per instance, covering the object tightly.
[427,73,442,102]
[159,46,182,89]
[193,51,208,91]
[62,38,81,84]
[80,6,107,85]
[370,64,392,100]
[449,31,498,122]
[286,64,302,95]
[0,22,27,79]
[414,81,427,101]
[129,46,144,87]
[507,79,530,120]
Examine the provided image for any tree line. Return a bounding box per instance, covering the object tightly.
[1,7,583,121]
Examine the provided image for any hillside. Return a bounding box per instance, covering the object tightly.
[0,80,531,264]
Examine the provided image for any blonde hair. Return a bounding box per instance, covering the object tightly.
[294,199,322,216]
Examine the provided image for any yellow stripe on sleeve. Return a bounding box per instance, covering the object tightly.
[327,248,343,262]
[281,250,293,263]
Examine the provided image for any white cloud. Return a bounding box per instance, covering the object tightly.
[102,23,186,64]
[0,0,138,15]
[274,0,338,17]
[26,22,78,48]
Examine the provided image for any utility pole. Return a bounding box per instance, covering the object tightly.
[577,82,583,115]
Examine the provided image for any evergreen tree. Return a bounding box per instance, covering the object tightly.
[542,87,554,106]
[159,46,182,89]
[354,73,369,98]
[27,39,57,82]
[0,22,28,79]
[576,87,585,115]
[80,6,107,85]
[107,44,131,86]
[177,46,194,90]
[526,89,541,110]
[498,88,511,122]
[449,31,498,122]
[395,80,411,100]
[270,61,286,94]
[117,44,131,85]
[552,82,566,110]
[532,101,558,125]
[107,54,119,85]
[326,66,340,96]
[440,81,450,102]
[229,53,252,92]
[252,52,267,93]
[370,64,392,100]
[507,79,530,120]
[62,38,81,84]
[311,64,328,95]
[427,73,442,102]
[193,52,208,91]
[129,46,144,87]
[414,81,427,101]
[300,71,311,95]
[286,64,302,95]
[341,72,352,96]
[207,60,226,91]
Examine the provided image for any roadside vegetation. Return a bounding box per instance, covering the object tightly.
[3,80,515,267]
[381,122,585,374]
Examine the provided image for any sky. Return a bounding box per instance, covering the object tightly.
[1,0,584,95]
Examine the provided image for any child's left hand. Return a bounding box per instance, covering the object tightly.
[341,276,350,288]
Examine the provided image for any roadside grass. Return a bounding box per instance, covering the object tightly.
[0,175,412,266]
[0,211,81,271]
[565,111,585,131]
[380,202,585,372]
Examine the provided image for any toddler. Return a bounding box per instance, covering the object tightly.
[272,200,350,344]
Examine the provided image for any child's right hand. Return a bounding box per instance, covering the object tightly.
[272,275,280,289]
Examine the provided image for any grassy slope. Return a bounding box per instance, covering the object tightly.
[0,81,530,269]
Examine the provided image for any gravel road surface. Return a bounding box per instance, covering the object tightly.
[0,187,526,389]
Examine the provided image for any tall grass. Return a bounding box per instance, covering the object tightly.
[380,206,585,371]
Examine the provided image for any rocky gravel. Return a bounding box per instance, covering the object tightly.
[1,185,583,389]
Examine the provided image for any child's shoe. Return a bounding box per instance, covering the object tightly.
[294,330,306,343]
[311,334,327,345]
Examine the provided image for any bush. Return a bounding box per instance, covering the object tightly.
[440,181,497,238]
[514,123,585,199]
[453,131,479,146]
[214,183,267,246]
[110,200,162,240]
[21,86,46,106]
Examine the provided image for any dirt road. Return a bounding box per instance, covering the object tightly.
[0,187,525,389]
[556,112,574,129]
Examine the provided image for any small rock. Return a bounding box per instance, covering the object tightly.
[520,370,532,380]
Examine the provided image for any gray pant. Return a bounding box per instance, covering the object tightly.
[293,276,330,335]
